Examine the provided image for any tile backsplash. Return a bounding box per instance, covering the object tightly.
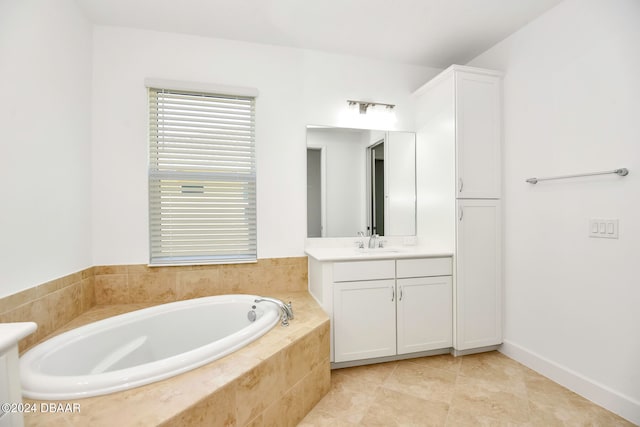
[0,257,308,352]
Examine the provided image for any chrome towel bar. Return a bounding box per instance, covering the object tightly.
[526,168,629,184]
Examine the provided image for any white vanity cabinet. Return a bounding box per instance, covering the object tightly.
[333,279,397,362]
[308,252,453,365]
[333,260,396,362]
[396,258,452,355]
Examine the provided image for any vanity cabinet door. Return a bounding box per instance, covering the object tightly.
[396,276,452,354]
[333,279,396,363]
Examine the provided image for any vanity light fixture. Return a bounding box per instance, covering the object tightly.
[347,100,395,115]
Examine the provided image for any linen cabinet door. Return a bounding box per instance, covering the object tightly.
[455,71,501,199]
[333,280,396,363]
[455,199,502,350]
[396,276,452,354]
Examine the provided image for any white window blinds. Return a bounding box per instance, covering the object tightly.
[148,87,256,265]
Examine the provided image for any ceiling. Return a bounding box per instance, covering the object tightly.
[75,0,562,68]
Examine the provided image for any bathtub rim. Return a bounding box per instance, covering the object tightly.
[20,294,280,400]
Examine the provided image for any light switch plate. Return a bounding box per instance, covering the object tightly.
[589,219,618,239]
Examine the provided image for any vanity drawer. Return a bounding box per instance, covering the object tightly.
[333,260,395,282]
[397,257,452,278]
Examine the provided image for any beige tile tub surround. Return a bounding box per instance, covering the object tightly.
[0,257,308,352]
[93,257,308,305]
[23,291,330,427]
[0,267,95,352]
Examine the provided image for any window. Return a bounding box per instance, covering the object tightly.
[148,86,256,265]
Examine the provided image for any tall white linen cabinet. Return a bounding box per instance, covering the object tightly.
[414,65,503,354]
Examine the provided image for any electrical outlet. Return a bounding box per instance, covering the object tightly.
[589,219,618,239]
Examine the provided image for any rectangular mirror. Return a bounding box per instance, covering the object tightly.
[306,126,416,238]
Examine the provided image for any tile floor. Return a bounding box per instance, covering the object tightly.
[299,351,634,426]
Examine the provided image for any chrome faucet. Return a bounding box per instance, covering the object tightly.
[254,297,294,326]
[356,231,366,249]
[368,233,379,249]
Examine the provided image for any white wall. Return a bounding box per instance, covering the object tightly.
[91,26,439,264]
[0,0,93,298]
[468,0,640,422]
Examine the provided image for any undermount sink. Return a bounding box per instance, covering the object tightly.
[355,247,403,254]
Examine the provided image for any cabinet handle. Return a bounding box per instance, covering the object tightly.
[399,286,403,301]
[458,178,464,193]
[391,286,395,302]
[459,207,464,221]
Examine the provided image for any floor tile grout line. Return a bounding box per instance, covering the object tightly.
[403,357,463,377]
[445,358,463,426]
[351,384,382,426]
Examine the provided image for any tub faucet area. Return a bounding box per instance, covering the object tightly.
[255,297,294,326]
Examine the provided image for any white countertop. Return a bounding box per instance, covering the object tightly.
[305,246,453,262]
[0,322,37,354]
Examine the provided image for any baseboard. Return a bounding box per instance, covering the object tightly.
[452,344,501,357]
[499,340,640,425]
[331,347,451,370]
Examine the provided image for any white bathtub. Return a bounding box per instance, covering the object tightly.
[20,294,281,400]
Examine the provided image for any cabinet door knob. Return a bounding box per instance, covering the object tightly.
[399,286,403,301]
[391,286,395,302]
[459,178,464,193]
[459,207,464,221]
